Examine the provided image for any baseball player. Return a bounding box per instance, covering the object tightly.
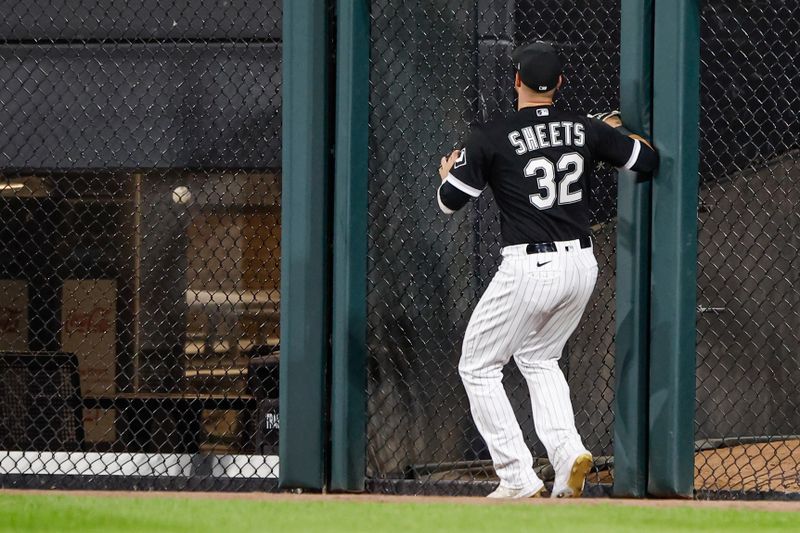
[437,42,658,498]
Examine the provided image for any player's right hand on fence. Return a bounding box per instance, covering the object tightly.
[439,149,460,180]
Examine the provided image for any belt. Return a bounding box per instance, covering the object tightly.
[525,236,592,255]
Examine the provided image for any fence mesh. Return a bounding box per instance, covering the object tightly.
[9,0,795,499]
[0,0,282,490]
[366,0,621,494]
[695,0,800,497]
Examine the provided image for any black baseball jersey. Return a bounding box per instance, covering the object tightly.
[437,104,658,245]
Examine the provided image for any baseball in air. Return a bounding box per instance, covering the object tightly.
[172,186,192,204]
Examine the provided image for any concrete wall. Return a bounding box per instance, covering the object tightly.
[0,1,281,170]
[695,151,800,440]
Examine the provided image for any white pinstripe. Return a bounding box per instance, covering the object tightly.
[459,239,597,490]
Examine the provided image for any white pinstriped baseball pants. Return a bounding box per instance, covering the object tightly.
[459,239,597,490]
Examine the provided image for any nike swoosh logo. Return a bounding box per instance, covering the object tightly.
[537,261,552,267]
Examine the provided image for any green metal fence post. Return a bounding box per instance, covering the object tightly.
[614,0,654,498]
[648,0,701,498]
[279,0,332,491]
[330,0,370,492]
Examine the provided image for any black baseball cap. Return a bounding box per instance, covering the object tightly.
[511,42,563,92]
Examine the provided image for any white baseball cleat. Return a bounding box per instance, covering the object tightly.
[551,451,593,498]
[487,484,545,499]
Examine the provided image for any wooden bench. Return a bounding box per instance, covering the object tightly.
[82,394,277,454]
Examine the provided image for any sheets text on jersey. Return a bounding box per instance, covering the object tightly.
[508,122,586,154]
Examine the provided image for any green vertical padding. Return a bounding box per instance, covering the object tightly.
[649,0,700,498]
[330,0,370,492]
[614,0,654,498]
[279,0,331,491]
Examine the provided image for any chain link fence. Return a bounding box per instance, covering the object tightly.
[0,0,282,490]
[695,0,800,498]
[366,0,620,494]
[8,0,796,500]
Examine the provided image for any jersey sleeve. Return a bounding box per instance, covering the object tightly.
[437,128,491,214]
[586,118,658,173]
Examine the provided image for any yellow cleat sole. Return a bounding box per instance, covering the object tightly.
[564,452,593,498]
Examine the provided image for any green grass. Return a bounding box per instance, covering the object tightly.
[1,493,798,533]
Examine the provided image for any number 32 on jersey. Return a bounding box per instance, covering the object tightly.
[524,152,584,210]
